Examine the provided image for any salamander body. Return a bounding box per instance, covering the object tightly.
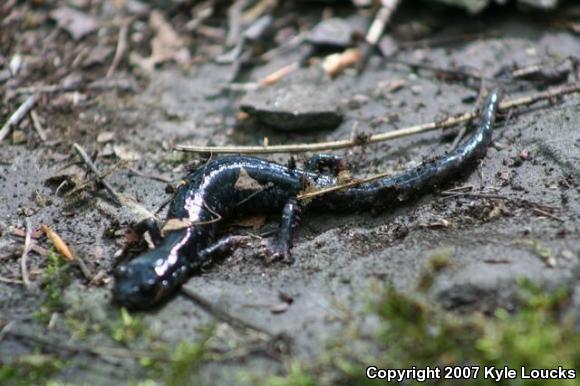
[113,90,500,308]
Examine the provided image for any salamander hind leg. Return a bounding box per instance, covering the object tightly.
[134,217,163,247]
[262,198,302,264]
[305,154,350,176]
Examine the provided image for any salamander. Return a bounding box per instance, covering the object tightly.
[113,90,501,308]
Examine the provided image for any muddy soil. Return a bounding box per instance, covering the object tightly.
[0,2,579,384]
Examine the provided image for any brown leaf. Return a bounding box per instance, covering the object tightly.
[161,218,191,235]
[234,168,262,191]
[131,10,190,72]
[232,215,266,229]
[50,7,99,41]
[42,225,75,262]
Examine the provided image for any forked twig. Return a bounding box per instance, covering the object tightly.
[174,83,580,155]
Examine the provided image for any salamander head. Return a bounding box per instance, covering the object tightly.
[112,252,167,309]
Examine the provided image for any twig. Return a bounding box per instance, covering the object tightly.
[73,143,122,205]
[0,276,24,284]
[226,0,246,47]
[0,94,39,142]
[0,322,14,342]
[174,83,580,154]
[20,218,32,288]
[297,170,392,201]
[397,32,498,49]
[126,167,172,184]
[180,287,272,338]
[359,0,401,70]
[106,19,131,78]
[30,110,47,141]
[366,0,400,47]
[450,126,467,151]
[73,144,158,222]
[5,330,170,362]
[530,207,564,223]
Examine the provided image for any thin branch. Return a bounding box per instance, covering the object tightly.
[20,218,32,288]
[180,287,272,338]
[73,143,122,205]
[73,143,158,222]
[107,18,131,78]
[297,170,392,201]
[175,83,580,155]
[0,94,39,142]
[30,110,47,141]
[0,276,24,284]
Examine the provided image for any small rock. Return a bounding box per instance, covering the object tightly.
[113,144,141,161]
[12,130,26,144]
[97,131,115,143]
[50,7,99,41]
[306,17,365,48]
[240,81,343,131]
[83,46,113,67]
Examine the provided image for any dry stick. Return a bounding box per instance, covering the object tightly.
[297,170,392,201]
[106,19,130,78]
[0,94,38,142]
[175,83,580,155]
[73,143,122,205]
[5,330,170,362]
[181,286,273,338]
[0,276,23,284]
[0,321,14,342]
[73,143,158,222]
[29,110,47,141]
[20,218,32,288]
[358,0,401,70]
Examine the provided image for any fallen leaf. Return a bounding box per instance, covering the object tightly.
[130,10,190,72]
[83,46,114,67]
[50,7,99,41]
[232,215,266,229]
[161,218,192,235]
[97,131,115,143]
[42,225,75,262]
[234,168,262,191]
[270,302,289,314]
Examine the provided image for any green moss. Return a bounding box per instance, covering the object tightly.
[0,354,63,386]
[112,307,146,345]
[265,362,317,386]
[262,281,579,386]
[34,250,71,325]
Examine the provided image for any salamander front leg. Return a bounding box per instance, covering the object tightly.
[199,235,252,260]
[134,217,163,247]
[305,154,350,176]
[262,198,301,264]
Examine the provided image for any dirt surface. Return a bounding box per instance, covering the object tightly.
[0,1,579,384]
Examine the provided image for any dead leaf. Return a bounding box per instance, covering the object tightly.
[161,218,191,235]
[97,131,115,143]
[232,215,266,229]
[130,10,190,72]
[42,225,75,262]
[50,7,99,41]
[270,302,289,314]
[83,46,113,67]
[234,168,262,191]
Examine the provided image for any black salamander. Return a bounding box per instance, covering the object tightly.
[113,90,501,308]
